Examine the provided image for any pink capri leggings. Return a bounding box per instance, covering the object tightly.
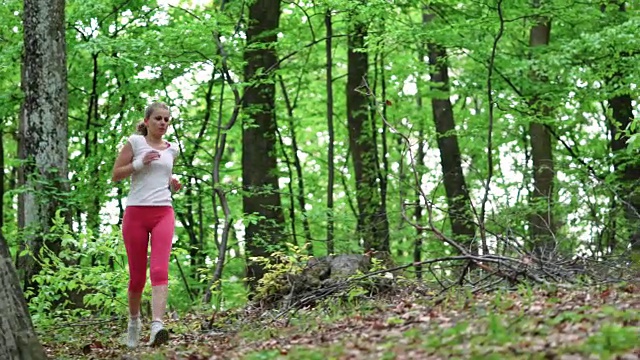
[122,206,175,293]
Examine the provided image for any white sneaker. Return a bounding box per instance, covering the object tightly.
[148,321,169,347]
[126,318,142,349]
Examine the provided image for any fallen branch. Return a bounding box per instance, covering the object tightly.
[271,252,583,321]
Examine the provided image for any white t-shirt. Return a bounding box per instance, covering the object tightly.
[126,134,180,207]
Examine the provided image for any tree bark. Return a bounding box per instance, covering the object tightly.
[17,0,69,292]
[325,10,335,255]
[242,0,285,289]
[84,52,101,236]
[0,237,47,360]
[608,93,640,251]
[425,12,477,253]
[414,76,425,278]
[347,15,390,253]
[602,1,640,253]
[0,128,4,246]
[528,2,556,258]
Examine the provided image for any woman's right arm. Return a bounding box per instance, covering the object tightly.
[111,142,135,183]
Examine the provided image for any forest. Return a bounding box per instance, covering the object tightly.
[1,0,639,359]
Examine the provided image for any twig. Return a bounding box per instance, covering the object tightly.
[479,0,505,254]
[173,253,194,302]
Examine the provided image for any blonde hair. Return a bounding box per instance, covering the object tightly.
[136,102,170,136]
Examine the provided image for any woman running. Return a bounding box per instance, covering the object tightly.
[111,102,181,348]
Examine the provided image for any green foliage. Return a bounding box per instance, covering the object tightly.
[583,324,639,355]
[250,243,312,301]
[26,213,129,325]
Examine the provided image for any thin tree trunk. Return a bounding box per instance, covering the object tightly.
[378,47,391,253]
[413,46,426,277]
[187,67,218,270]
[17,0,69,292]
[0,128,4,246]
[602,1,640,254]
[205,114,235,304]
[528,1,556,258]
[325,10,335,255]
[276,75,313,253]
[242,0,285,290]
[197,179,206,263]
[425,12,477,253]
[347,14,390,253]
[379,49,389,226]
[204,24,243,303]
[368,45,388,214]
[414,99,425,279]
[85,52,101,235]
[273,107,299,247]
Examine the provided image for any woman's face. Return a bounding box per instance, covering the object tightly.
[145,108,171,137]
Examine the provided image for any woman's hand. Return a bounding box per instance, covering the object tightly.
[143,150,160,165]
[170,177,182,192]
[133,150,160,171]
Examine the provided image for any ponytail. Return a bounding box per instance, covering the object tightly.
[136,121,147,136]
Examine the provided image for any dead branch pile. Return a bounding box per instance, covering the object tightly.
[253,253,393,310]
[250,245,637,322]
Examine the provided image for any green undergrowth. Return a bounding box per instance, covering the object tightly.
[40,283,640,359]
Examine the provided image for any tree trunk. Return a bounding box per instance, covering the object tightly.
[0,237,47,360]
[528,2,556,258]
[84,52,101,236]
[414,82,425,278]
[608,93,640,250]
[347,15,390,253]
[325,10,335,255]
[425,13,477,252]
[204,34,240,302]
[242,0,285,289]
[17,0,69,292]
[603,1,640,254]
[0,128,4,245]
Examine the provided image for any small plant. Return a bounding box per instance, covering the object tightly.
[581,325,638,357]
[516,283,535,303]
[346,284,368,305]
[27,213,129,328]
[548,311,584,326]
[250,242,312,302]
[485,313,510,345]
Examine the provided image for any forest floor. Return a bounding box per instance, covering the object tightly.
[41,282,640,360]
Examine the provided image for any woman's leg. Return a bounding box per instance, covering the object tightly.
[121,206,150,347]
[122,206,150,317]
[148,207,174,345]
